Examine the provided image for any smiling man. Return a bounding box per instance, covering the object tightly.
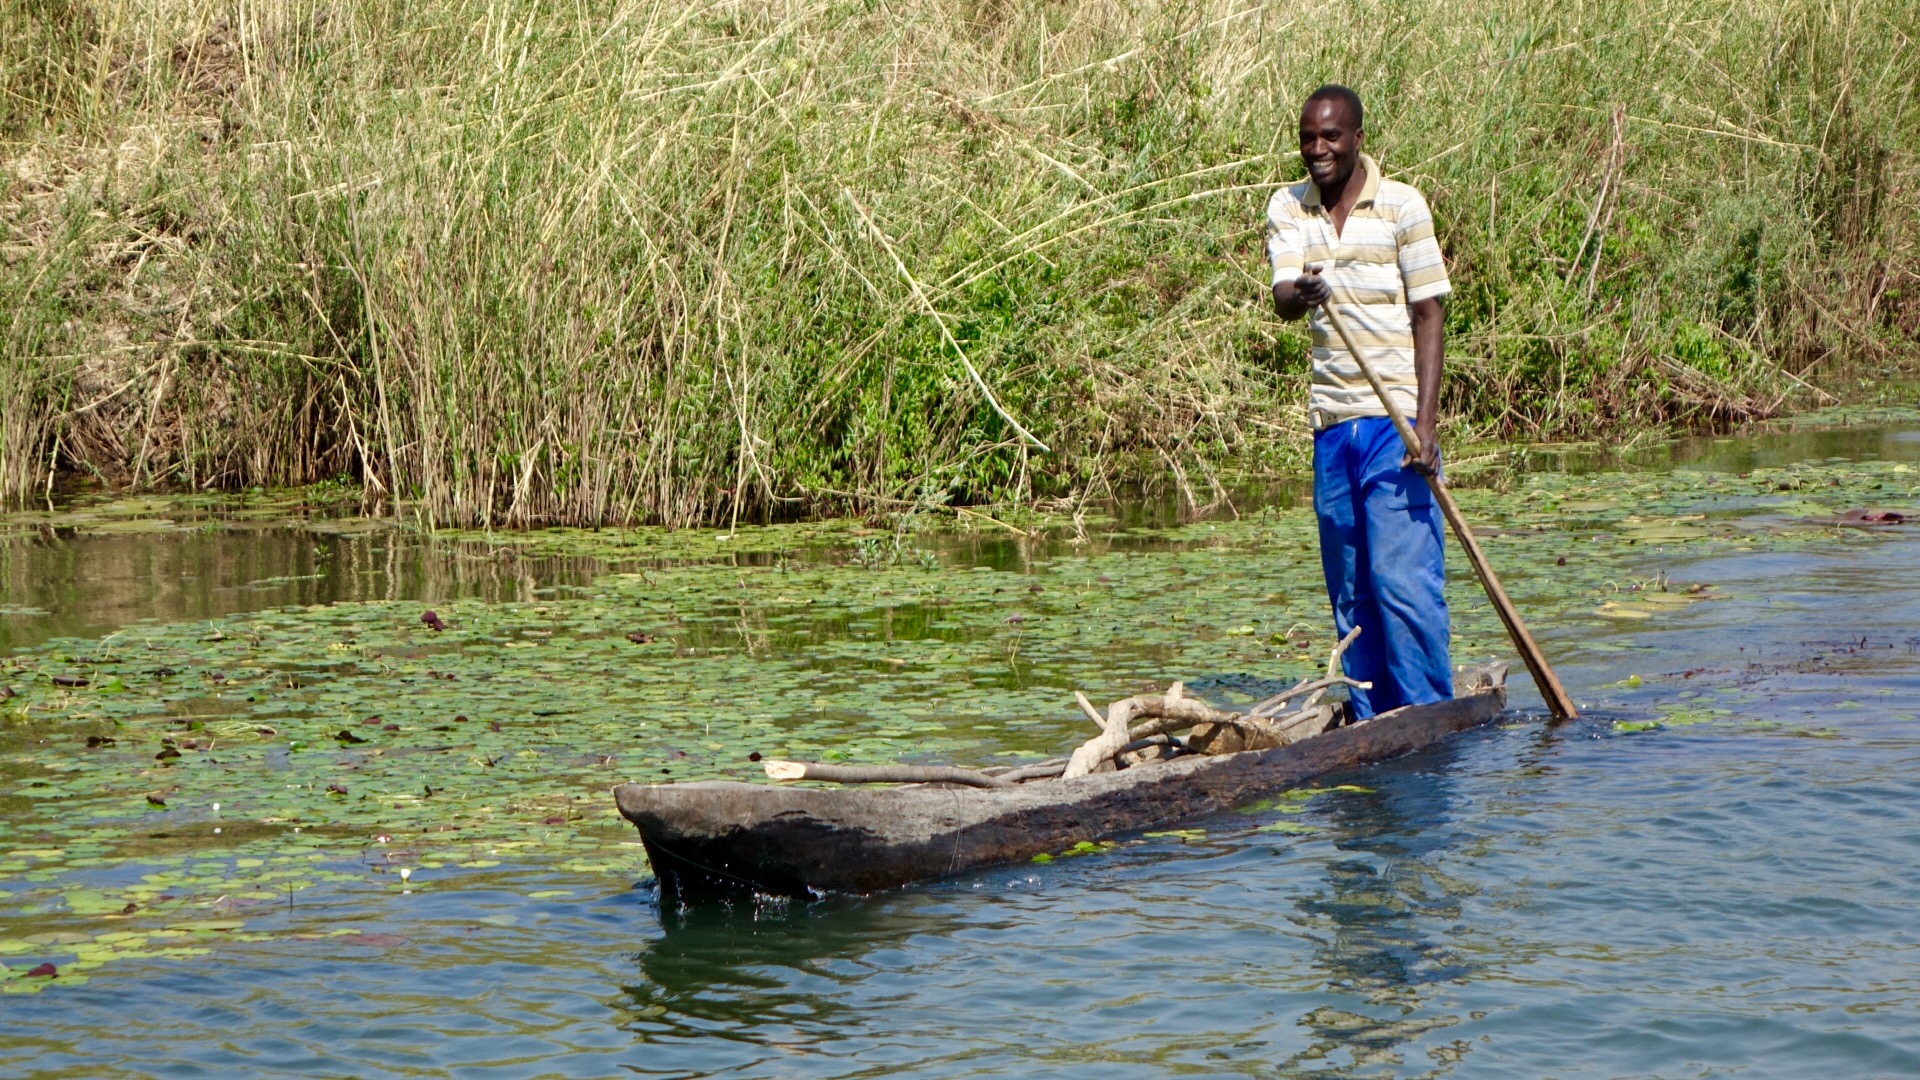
[1267,84,1453,719]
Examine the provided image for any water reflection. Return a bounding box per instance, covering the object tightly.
[1506,417,1920,475]
[620,894,959,1078]
[0,527,605,652]
[1282,748,1477,1076]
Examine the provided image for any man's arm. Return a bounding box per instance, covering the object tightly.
[1409,296,1443,475]
[1272,267,1328,321]
[1266,193,1322,320]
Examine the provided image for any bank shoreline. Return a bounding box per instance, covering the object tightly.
[11,401,1917,537]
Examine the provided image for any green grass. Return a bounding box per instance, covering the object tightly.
[3,0,1916,524]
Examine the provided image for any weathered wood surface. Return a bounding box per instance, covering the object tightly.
[615,665,1506,900]
[762,760,1017,789]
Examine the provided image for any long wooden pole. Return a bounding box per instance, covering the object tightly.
[1319,304,1579,720]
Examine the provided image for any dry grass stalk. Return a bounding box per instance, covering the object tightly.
[3,0,1915,519]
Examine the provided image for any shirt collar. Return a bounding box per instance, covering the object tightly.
[1302,153,1382,211]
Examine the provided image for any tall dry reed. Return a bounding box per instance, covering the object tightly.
[3,0,1916,523]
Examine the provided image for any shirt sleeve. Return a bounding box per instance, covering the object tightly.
[1393,190,1451,303]
[1265,191,1304,286]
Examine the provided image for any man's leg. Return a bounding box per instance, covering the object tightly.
[1314,421,1389,718]
[1355,417,1453,711]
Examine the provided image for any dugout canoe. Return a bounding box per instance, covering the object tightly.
[614,664,1508,901]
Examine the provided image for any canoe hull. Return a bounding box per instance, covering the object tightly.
[615,669,1506,900]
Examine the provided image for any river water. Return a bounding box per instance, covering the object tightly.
[2,422,1919,1078]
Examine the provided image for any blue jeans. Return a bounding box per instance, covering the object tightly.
[1313,416,1452,719]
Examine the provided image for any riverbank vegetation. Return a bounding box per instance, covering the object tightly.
[4,0,1916,524]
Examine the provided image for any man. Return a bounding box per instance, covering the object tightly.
[1266,84,1452,719]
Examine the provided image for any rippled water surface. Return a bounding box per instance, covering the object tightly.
[3,422,1919,1078]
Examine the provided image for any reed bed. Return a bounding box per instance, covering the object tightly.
[3,0,1915,524]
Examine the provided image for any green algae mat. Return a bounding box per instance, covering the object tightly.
[2,452,1916,991]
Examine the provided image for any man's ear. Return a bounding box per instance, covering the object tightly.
[1354,129,1365,149]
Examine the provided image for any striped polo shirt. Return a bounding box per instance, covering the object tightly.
[1265,154,1451,427]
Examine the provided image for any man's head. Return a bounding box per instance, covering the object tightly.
[1299,84,1364,192]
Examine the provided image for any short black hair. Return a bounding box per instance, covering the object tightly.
[1304,84,1364,130]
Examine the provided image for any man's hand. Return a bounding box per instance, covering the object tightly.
[1271,264,1330,319]
[1407,417,1440,477]
[1294,265,1330,306]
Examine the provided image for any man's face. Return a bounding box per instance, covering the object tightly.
[1299,97,1363,191]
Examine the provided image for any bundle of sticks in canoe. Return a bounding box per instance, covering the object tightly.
[762,627,1370,789]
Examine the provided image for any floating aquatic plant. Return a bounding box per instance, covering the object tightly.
[0,449,1913,987]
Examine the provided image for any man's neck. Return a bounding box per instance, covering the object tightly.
[1319,169,1359,234]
